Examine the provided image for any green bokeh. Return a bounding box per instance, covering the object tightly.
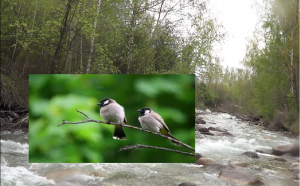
[29,74,195,163]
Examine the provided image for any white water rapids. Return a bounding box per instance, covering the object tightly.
[196,112,299,186]
[1,112,299,185]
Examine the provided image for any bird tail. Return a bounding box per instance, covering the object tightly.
[113,125,126,140]
[167,133,182,147]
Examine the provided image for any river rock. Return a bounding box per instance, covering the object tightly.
[178,182,198,186]
[256,149,272,155]
[205,163,234,173]
[195,153,202,162]
[289,162,300,171]
[242,151,259,158]
[195,116,206,124]
[208,127,227,132]
[274,157,287,162]
[45,168,86,183]
[218,131,234,137]
[202,132,214,136]
[196,157,216,166]
[229,161,249,167]
[205,109,211,113]
[218,169,264,185]
[198,127,209,133]
[195,110,203,114]
[272,143,298,156]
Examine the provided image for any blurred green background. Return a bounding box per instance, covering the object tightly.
[29,74,195,163]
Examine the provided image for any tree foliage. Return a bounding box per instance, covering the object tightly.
[1,0,224,76]
[196,0,299,134]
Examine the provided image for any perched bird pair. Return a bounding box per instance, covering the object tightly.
[98,98,181,146]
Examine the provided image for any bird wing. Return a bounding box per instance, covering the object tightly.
[152,112,170,133]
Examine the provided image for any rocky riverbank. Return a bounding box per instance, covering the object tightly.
[0,107,28,132]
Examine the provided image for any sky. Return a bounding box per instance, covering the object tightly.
[208,0,262,69]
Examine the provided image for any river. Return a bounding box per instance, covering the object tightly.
[196,111,299,186]
[1,112,299,185]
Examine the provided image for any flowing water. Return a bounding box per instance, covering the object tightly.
[196,112,299,186]
[1,112,299,185]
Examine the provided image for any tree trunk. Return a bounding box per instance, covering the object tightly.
[85,0,101,73]
[50,0,74,73]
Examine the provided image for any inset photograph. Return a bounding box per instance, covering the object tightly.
[29,74,195,163]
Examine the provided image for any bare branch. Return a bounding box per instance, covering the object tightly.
[119,144,195,157]
[58,109,195,152]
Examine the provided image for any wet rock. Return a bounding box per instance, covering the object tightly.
[205,109,211,113]
[198,127,209,133]
[274,157,287,162]
[242,151,259,158]
[208,122,216,124]
[229,161,249,167]
[45,168,87,183]
[195,110,203,114]
[208,127,227,132]
[218,131,234,137]
[256,149,272,155]
[195,116,206,124]
[196,157,216,166]
[178,182,198,186]
[219,169,265,185]
[289,162,300,171]
[205,163,234,173]
[195,153,202,162]
[272,143,298,156]
[289,143,299,157]
[202,132,214,136]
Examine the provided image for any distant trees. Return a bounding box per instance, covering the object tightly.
[1,0,224,75]
[196,0,299,133]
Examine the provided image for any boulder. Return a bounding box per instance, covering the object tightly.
[219,169,264,185]
[195,153,202,162]
[272,143,298,156]
[196,157,216,166]
[242,151,259,158]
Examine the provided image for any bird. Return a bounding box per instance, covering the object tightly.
[98,98,127,140]
[137,107,181,146]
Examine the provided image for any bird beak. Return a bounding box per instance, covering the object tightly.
[137,109,141,112]
[97,103,102,106]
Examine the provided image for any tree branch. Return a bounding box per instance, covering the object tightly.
[119,144,195,157]
[58,109,195,152]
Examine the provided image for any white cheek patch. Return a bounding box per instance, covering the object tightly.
[144,110,151,114]
[103,100,109,105]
